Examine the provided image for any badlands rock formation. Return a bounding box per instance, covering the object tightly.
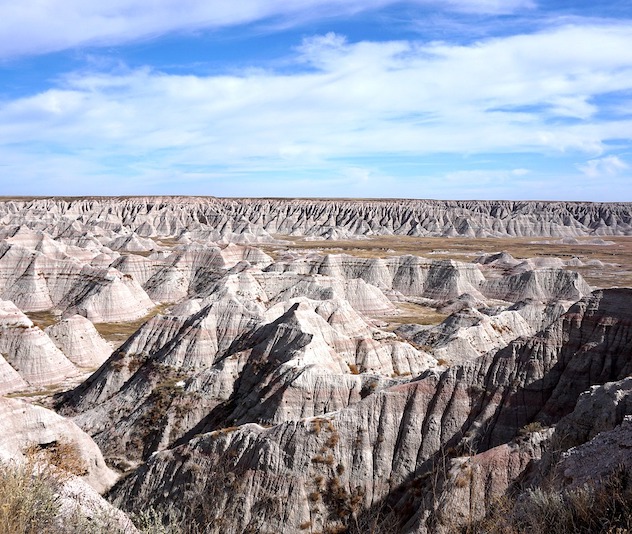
[0,396,117,492]
[0,197,631,240]
[0,196,630,533]
[108,289,632,533]
[0,300,78,393]
[218,198,632,237]
[45,315,112,368]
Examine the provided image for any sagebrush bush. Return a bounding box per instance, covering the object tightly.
[0,461,60,534]
[0,456,130,534]
[472,465,632,534]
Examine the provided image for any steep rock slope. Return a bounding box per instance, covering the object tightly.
[108,288,632,533]
[0,300,78,393]
[59,292,432,465]
[45,315,112,369]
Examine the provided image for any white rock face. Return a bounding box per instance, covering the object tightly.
[265,254,488,301]
[0,354,28,395]
[0,300,77,391]
[0,240,154,322]
[56,476,139,533]
[45,315,111,368]
[402,300,569,364]
[1,196,627,534]
[0,397,117,493]
[61,267,155,323]
[481,268,591,302]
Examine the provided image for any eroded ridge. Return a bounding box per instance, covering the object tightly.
[0,196,630,533]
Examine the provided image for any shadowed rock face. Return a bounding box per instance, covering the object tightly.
[58,294,433,465]
[106,288,632,533]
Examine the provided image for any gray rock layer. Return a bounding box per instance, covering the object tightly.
[1,197,632,239]
[108,288,632,533]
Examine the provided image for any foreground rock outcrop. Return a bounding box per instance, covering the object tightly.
[0,396,117,493]
[102,288,632,533]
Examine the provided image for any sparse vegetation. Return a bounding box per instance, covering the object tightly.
[312,453,335,466]
[472,466,632,534]
[94,303,170,348]
[25,310,61,329]
[25,440,87,477]
[0,460,61,534]
[0,457,128,534]
[518,421,545,436]
[382,302,449,327]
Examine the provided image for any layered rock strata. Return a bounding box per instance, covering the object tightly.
[0,300,78,393]
[106,288,632,533]
[1,197,631,240]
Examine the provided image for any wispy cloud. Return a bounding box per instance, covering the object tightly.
[445,168,530,184]
[577,155,629,177]
[0,0,536,59]
[0,22,631,198]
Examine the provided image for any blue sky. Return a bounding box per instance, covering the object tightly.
[0,1,631,200]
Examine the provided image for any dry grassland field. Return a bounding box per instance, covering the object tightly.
[265,234,632,288]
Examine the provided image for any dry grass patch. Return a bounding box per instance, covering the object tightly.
[474,466,632,534]
[155,237,181,249]
[25,441,87,477]
[121,250,154,257]
[94,304,170,348]
[380,302,448,328]
[25,310,61,329]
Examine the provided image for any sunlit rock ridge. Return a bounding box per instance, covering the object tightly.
[2,196,632,238]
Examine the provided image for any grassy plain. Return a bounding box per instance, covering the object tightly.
[264,235,632,288]
[94,304,171,348]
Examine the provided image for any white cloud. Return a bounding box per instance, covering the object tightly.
[0,0,535,59]
[444,168,530,184]
[443,0,535,14]
[577,155,629,177]
[0,23,631,197]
